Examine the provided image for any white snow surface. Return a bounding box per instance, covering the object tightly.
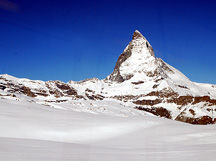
[0,98,216,161]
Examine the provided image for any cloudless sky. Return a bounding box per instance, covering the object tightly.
[0,0,216,84]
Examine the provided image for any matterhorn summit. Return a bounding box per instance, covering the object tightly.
[106,30,207,96]
[1,30,216,124]
[106,30,157,83]
[106,30,189,86]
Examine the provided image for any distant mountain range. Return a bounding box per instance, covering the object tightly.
[1,30,216,124]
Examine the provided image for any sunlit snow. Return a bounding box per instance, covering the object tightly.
[0,97,216,161]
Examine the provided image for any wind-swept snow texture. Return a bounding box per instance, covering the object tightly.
[0,99,216,161]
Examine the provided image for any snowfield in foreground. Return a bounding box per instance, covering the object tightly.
[1,98,216,161]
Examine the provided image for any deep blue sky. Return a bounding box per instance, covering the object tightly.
[0,0,216,84]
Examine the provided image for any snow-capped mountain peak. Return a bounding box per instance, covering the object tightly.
[131,30,155,57]
[106,30,156,83]
[132,30,144,39]
[1,30,216,125]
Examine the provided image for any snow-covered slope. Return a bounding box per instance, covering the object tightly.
[1,98,216,161]
[1,30,216,124]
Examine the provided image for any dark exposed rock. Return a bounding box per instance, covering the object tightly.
[56,83,71,90]
[133,99,162,106]
[146,70,160,78]
[155,77,164,83]
[86,93,104,100]
[167,96,194,106]
[177,85,189,89]
[106,45,133,83]
[94,94,104,100]
[146,89,179,98]
[189,109,196,116]
[152,84,159,89]
[193,96,210,104]
[75,95,86,100]
[85,88,104,100]
[85,88,95,93]
[10,94,16,97]
[0,85,6,90]
[55,81,78,96]
[192,96,216,105]
[175,115,215,125]
[0,78,80,98]
[167,95,216,106]
[131,81,144,85]
[35,89,49,97]
[20,86,36,97]
[63,88,77,96]
[49,89,63,98]
[124,74,134,81]
[86,93,94,100]
[136,106,172,119]
[1,81,50,98]
[146,42,154,57]
[132,30,144,40]
[36,89,47,94]
[36,93,49,97]
[206,108,213,112]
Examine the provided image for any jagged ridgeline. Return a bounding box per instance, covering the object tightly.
[1,30,216,124]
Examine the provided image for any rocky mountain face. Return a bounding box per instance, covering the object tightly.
[1,30,216,124]
[106,30,155,83]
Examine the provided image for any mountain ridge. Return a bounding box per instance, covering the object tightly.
[1,30,216,124]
